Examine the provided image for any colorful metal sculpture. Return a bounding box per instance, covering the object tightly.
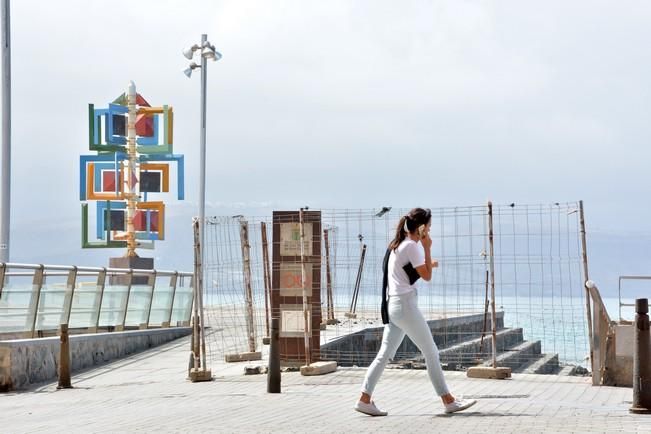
[80,81,184,256]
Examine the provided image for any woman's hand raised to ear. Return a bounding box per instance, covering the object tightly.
[416,234,433,281]
[421,233,432,250]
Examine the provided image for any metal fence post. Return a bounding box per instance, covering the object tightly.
[487,201,497,368]
[267,317,281,393]
[630,298,650,414]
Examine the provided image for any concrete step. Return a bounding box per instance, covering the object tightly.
[394,312,507,355]
[518,353,560,375]
[320,311,506,367]
[482,340,541,371]
[438,328,524,366]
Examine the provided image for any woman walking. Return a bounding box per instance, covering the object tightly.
[355,208,477,416]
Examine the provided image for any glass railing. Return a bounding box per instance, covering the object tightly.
[0,263,193,337]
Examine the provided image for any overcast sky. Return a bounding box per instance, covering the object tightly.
[2,0,650,296]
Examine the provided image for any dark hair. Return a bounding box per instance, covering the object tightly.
[388,208,432,251]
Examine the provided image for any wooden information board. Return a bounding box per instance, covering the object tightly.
[271,210,322,366]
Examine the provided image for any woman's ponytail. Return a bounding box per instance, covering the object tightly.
[389,216,408,251]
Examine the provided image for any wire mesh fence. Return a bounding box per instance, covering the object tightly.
[201,202,589,373]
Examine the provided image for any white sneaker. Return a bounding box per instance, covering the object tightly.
[354,400,388,416]
[444,398,477,414]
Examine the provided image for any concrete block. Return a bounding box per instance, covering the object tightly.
[466,366,512,379]
[189,368,212,382]
[300,361,337,376]
[224,352,262,363]
[244,365,268,375]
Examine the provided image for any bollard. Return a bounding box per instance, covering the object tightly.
[57,324,72,389]
[630,298,650,414]
[267,318,281,393]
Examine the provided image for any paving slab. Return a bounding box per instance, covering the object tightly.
[0,335,648,433]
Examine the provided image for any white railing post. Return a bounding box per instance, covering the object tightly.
[164,272,178,328]
[92,268,107,332]
[61,266,77,327]
[28,265,45,338]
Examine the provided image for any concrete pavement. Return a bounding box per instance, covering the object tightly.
[1,335,649,433]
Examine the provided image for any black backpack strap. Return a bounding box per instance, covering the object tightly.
[381,248,391,324]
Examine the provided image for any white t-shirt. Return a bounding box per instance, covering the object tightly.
[388,238,426,296]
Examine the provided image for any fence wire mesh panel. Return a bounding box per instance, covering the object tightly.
[203,216,269,365]
[201,202,589,373]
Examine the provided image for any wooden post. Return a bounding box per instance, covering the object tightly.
[267,317,281,393]
[466,202,511,379]
[261,222,272,341]
[299,208,311,366]
[189,218,212,382]
[240,219,257,353]
[191,219,201,370]
[57,324,72,389]
[579,200,595,382]
[323,229,335,325]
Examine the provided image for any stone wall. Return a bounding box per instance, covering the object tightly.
[0,327,191,391]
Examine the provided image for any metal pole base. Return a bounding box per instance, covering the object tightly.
[629,407,651,414]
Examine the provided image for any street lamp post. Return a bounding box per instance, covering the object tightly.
[0,0,11,264]
[183,33,221,382]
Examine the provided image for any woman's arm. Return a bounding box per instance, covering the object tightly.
[415,234,433,281]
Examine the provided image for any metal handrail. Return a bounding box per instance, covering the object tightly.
[618,275,651,321]
[1,262,191,277]
[0,261,193,337]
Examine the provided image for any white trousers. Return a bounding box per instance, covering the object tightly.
[361,290,450,397]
